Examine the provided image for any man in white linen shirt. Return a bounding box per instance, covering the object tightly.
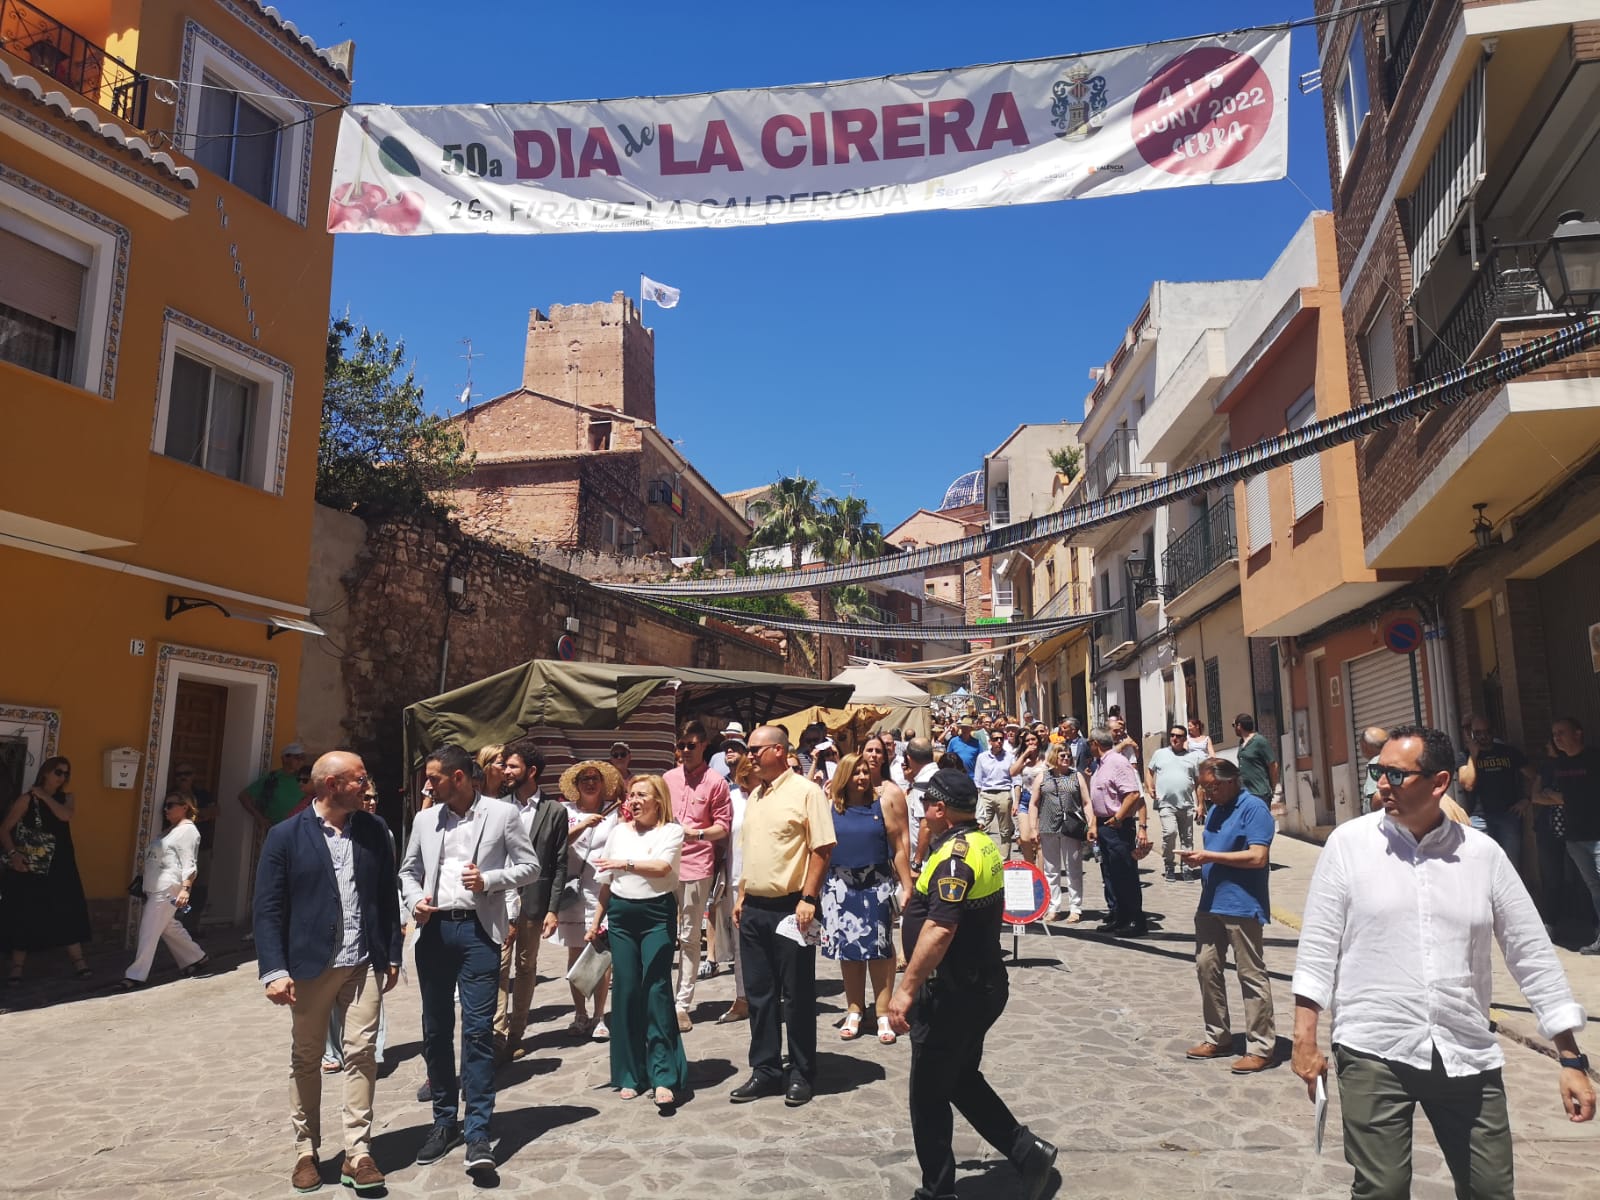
[972,739,1016,848]
[1291,725,1594,1199]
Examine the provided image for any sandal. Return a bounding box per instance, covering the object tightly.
[653,1087,675,1108]
[564,1016,592,1038]
[618,1087,639,1100]
[877,1016,897,1045]
[839,1012,864,1040]
[118,977,144,991]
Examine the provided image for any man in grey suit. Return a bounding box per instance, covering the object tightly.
[400,744,539,1175]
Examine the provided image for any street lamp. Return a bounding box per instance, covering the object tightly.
[1471,503,1494,551]
[1535,210,1600,317]
[1124,552,1164,604]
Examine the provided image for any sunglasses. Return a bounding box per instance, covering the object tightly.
[577,773,602,785]
[676,741,703,752]
[163,798,187,809]
[1367,763,1429,787]
[51,767,70,777]
[611,750,629,758]
[1170,732,1187,739]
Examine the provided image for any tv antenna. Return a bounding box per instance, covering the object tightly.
[457,337,483,406]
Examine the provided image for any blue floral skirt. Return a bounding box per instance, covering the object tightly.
[821,864,896,962]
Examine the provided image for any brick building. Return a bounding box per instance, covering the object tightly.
[1314,0,1600,775]
[447,294,750,562]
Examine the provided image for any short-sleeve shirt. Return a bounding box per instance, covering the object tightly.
[1147,746,1204,808]
[245,770,303,825]
[1542,748,1600,842]
[901,824,1004,976]
[1467,742,1527,815]
[1237,734,1277,798]
[946,735,982,774]
[1199,792,1275,922]
[664,763,731,882]
[740,769,837,898]
[1089,750,1140,818]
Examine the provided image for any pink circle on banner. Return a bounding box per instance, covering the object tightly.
[1132,46,1274,176]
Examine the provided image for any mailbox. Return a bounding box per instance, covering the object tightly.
[103,746,142,790]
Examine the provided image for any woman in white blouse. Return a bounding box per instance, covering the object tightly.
[121,794,208,988]
[591,775,688,1109]
[553,760,622,1038]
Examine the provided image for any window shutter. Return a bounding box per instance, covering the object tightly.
[1287,392,1323,520]
[0,227,85,330]
[1245,474,1271,554]
[1361,299,1400,402]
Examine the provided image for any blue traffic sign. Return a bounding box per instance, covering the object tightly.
[1382,617,1423,655]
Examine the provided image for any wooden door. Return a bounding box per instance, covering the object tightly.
[170,681,227,797]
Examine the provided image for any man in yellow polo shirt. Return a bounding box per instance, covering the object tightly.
[730,725,836,1108]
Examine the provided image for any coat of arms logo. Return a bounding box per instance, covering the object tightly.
[1051,64,1108,141]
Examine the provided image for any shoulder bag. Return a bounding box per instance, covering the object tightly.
[14,797,57,874]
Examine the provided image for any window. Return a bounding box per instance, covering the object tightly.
[1287,390,1324,519]
[152,313,291,492]
[163,352,255,480]
[1099,569,1112,610]
[1245,473,1272,554]
[601,513,618,551]
[1359,299,1400,403]
[0,186,121,395]
[588,419,612,451]
[1334,23,1371,174]
[179,30,309,220]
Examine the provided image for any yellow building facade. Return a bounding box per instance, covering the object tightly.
[0,0,349,929]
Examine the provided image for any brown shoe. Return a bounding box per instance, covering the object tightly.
[716,999,749,1024]
[340,1156,384,1192]
[1186,1042,1229,1060]
[1231,1053,1275,1074]
[676,1009,693,1033]
[291,1155,321,1193]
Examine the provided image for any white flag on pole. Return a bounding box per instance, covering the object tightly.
[641,275,680,309]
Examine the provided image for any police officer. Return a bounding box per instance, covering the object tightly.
[888,769,1058,1200]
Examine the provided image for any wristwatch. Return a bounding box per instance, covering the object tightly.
[801,893,820,906]
[1559,1053,1590,1071]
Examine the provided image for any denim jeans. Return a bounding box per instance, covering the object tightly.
[416,915,502,1142]
[1469,809,1523,872]
[1566,840,1600,934]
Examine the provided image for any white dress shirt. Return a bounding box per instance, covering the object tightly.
[433,799,485,910]
[973,748,1015,791]
[1292,810,1585,1076]
[597,822,684,900]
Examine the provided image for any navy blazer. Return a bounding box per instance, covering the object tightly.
[253,806,403,981]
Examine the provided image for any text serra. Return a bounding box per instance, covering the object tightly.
[513,93,1029,179]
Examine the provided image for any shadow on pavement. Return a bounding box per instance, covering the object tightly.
[811,1049,888,1097]
[496,1054,562,1086]
[952,1159,1060,1198]
[493,1102,600,1160]
[687,1056,740,1091]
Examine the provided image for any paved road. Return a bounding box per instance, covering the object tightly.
[3,843,1595,1199]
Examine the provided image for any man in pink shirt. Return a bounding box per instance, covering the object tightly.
[1087,726,1151,936]
[665,719,733,1032]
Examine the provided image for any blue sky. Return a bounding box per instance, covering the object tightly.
[302,1,1333,528]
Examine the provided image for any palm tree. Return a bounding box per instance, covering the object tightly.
[748,476,823,569]
[821,494,884,562]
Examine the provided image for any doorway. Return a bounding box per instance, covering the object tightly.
[1307,651,1336,826]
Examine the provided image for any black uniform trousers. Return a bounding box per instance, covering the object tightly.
[908,971,1027,1199]
[739,893,817,1083]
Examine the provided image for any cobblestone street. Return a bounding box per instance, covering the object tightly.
[4,836,1596,1200]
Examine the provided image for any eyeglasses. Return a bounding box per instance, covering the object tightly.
[747,744,781,756]
[677,741,703,752]
[163,798,187,809]
[610,750,629,758]
[51,767,70,777]
[1470,730,1492,739]
[1169,732,1187,740]
[577,773,602,785]
[1367,763,1428,787]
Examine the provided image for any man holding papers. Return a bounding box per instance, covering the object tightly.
[1291,725,1593,1198]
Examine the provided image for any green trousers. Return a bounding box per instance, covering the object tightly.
[1334,1045,1513,1199]
[607,893,689,1094]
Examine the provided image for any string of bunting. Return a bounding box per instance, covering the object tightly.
[603,315,1600,600]
[659,598,1112,641]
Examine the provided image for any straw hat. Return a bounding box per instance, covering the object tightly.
[558,759,623,804]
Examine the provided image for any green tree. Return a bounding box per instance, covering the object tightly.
[820,494,885,562]
[747,475,823,569]
[317,316,472,516]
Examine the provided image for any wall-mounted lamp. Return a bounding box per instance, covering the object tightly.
[1536,210,1600,317]
[1471,503,1495,550]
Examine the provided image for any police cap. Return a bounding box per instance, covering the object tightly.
[925,768,979,812]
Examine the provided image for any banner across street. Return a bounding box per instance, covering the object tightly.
[327,31,1290,236]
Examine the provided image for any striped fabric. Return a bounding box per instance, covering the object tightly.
[651,599,1110,640]
[525,685,679,798]
[601,315,1600,599]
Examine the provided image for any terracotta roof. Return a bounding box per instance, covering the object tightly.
[0,59,198,187]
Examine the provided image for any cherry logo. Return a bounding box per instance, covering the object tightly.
[327,181,426,234]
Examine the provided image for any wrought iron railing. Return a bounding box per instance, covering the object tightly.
[1162,496,1238,599]
[1408,59,1484,297]
[1383,0,1435,103]
[1094,607,1135,663]
[1,0,148,126]
[1084,427,1145,502]
[1416,239,1554,383]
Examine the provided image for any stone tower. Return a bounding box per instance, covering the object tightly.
[521,291,656,425]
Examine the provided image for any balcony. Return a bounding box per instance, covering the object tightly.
[1,0,148,125]
[1161,497,1240,619]
[1416,239,1555,383]
[1084,428,1149,502]
[1094,607,1136,667]
[1034,581,1090,621]
[1382,0,1434,103]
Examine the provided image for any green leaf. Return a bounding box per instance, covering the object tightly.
[378,136,420,176]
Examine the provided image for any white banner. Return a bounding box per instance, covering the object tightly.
[328,32,1290,236]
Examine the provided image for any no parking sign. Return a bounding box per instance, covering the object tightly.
[1001,860,1051,925]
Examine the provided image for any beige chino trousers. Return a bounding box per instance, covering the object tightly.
[289,963,381,1163]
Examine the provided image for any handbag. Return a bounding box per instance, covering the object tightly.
[565,933,612,997]
[1061,807,1089,840]
[13,799,56,874]
[127,876,146,899]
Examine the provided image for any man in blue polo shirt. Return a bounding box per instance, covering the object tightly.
[946,718,982,776]
[1180,757,1276,1074]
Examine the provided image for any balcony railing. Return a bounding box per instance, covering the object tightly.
[1084,428,1144,502]
[1408,60,1485,297]
[1,0,148,126]
[1094,607,1135,663]
[1162,496,1238,599]
[1034,581,1089,621]
[1416,239,1555,383]
[1382,0,1434,102]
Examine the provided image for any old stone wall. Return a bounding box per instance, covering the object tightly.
[522,293,657,425]
[301,506,789,800]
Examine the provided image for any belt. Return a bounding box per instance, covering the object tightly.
[742,892,800,911]
[436,908,477,921]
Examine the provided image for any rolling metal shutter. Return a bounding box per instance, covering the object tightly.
[1348,648,1421,782]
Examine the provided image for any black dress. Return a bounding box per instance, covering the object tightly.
[0,795,93,951]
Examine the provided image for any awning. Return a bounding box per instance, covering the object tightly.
[164,594,325,640]
[1021,625,1088,668]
